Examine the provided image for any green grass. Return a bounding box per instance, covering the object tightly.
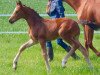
[0,17,28,32]
[0,34,100,75]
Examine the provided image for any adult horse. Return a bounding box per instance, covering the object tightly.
[9,1,92,71]
[64,0,100,56]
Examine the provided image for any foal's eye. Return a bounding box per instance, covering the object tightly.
[16,11,19,13]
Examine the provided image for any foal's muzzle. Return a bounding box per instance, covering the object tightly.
[9,19,14,24]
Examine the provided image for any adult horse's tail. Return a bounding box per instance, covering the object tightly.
[79,20,100,30]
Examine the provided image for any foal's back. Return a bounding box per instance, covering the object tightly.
[42,18,80,40]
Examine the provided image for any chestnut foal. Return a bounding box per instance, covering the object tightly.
[9,1,92,71]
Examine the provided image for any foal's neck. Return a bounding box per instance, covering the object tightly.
[24,7,43,26]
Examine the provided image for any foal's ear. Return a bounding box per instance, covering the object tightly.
[16,0,22,6]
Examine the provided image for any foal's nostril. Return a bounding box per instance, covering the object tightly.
[9,20,11,23]
[9,20,13,24]
[9,19,10,22]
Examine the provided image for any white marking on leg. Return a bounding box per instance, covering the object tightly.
[13,39,38,70]
[45,60,50,71]
[62,59,67,68]
[62,48,74,67]
[13,52,20,69]
[85,58,93,69]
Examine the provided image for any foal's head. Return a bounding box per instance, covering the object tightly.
[9,1,42,24]
[9,1,26,24]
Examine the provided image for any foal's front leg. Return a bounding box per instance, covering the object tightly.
[13,39,37,70]
[39,39,50,71]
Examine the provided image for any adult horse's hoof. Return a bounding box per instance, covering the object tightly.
[96,52,100,57]
[12,62,17,70]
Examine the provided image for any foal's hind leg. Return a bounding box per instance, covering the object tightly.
[62,47,77,67]
[13,39,37,70]
[61,38,79,67]
[78,42,93,69]
[72,35,93,69]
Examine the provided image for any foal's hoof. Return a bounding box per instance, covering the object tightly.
[89,65,94,70]
[62,60,67,68]
[48,58,53,62]
[96,52,100,57]
[13,62,17,70]
[13,66,17,70]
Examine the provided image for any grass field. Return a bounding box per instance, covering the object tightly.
[0,34,100,75]
[0,0,100,75]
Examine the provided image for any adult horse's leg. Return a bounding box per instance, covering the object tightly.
[84,25,100,56]
[84,26,89,56]
[13,39,37,70]
[39,39,50,71]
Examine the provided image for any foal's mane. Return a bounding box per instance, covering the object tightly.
[22,5,43,19]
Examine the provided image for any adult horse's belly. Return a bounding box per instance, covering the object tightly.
[93,4,100,24]
[77,3,100,27]
[95,0,100,3]
[77,4,93,20]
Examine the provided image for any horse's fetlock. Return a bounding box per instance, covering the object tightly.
[62,59,67,68]
[42,53,47,56]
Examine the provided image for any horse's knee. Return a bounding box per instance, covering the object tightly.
[85,39,93,47]
[73,43,80,50]
[42,52,47,56]
[87,41,93,48]
[42,51,48,60]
